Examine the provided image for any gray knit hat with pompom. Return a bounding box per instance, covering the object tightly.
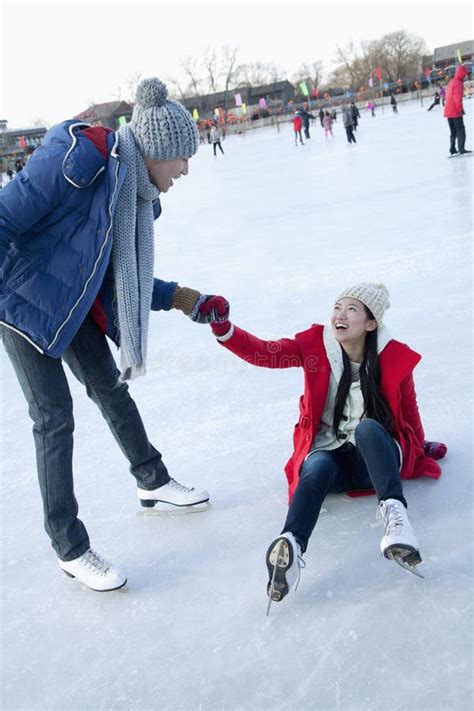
[130,77,199,160]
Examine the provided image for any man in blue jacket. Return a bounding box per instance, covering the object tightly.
[0,78,228,592]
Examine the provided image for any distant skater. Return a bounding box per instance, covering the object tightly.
[300,103,316,139]
[444,65,471,156]
[210,124,224,157]
[350,101,360,130]
[322,111,334,138]
[390,94,398,113]
[427,91,440,111]
[342,104,357,144]
[293,111,304,146]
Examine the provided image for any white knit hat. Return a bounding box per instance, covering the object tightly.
[130,77,199,160]
[336,282,390,324]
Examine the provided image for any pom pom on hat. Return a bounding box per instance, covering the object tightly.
[130,77,199,161]
[135,78,169,109]
[336,282,390,324]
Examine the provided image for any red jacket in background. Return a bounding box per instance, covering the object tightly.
[444,65,469,118]
[218,324,442,502]
[293,115,303,132]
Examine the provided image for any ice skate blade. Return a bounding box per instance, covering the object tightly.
[266,539,292,616]
[139,496,210,508]
[386,549,424,578]
[62,570,128,591]
[137,501,212,517]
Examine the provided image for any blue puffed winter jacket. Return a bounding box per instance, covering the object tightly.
[0,120,177,357]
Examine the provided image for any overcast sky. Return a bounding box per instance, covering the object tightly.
[1,0,472,128]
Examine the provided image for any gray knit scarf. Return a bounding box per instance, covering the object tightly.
[113,126,160,380]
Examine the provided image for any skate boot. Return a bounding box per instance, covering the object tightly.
[377,499,423,577]
[266,532,305,605]
[59,548,127,591]
[137,478,209,507]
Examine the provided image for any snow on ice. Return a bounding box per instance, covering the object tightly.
[1,99,473,710]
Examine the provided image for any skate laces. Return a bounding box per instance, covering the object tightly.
[377,501,404,535]
[293,544,306,592]
[82,549,111,576]
[168,478,194,493]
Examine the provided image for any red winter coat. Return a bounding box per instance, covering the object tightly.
[293,116,303,132]
[218,324,442,502]
[444,65,469,118]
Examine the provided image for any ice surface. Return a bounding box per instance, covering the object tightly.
[1,99,473,711]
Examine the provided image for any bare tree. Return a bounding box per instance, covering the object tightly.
[238,60,286,87]
[124,72,142,103]
[164,76,187,101]
[330,30,428,88]
[202,47,220,94]
[179,55,203,97]
[293,60,324,88]
[331,43,361,88]
[221,45,240,92]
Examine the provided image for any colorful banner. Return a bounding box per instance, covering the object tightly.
[299,81,309,97]
[258,97,267,109]
[457,48,463,63]
[368,76,374,88]
[383,82,390,89]
[375,66,382,81]
[242,103,247,115]
[18,135,26,147]
[118,115,127,126]
[234,93,242,107]
[192,108,199,120]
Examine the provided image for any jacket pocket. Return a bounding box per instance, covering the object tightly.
[0,248,46,294]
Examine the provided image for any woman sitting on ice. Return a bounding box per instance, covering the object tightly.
[206,283,447,605]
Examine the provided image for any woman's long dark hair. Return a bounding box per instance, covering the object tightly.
[333,306,394,436]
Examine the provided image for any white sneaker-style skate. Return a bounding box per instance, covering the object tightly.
[266,532,305,612]
[377,499,423,577]
[58,548,127,591]
[137,478,209,508]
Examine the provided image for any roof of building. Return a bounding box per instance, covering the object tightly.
[75,100,133,121]
[433,40,473,63]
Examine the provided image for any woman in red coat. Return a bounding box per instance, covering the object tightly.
[444,64,471,155]
[208,283,446,605]
[293,111,304,146]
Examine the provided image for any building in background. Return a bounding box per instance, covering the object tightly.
[0,122,47,173]
[74,100,133,129]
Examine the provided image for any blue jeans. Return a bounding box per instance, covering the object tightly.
[283,419,405,552]
[1,316,170,560]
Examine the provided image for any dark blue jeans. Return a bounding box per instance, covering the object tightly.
[1,316,170,561]
[283,419,405,552]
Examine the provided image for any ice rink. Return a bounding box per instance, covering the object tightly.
[1,98,473,711]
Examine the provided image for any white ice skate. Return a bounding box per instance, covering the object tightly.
[137,478,209,508]
[377,499,424,578]
[59,548,127,591]
[266,532,305,614]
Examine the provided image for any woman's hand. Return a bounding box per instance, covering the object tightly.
[423,441,447,460]
[190,295,230,324]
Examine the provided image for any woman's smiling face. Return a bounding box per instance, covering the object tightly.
[331,297,377,344]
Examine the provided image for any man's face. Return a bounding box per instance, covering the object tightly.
[145,157,189,193]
